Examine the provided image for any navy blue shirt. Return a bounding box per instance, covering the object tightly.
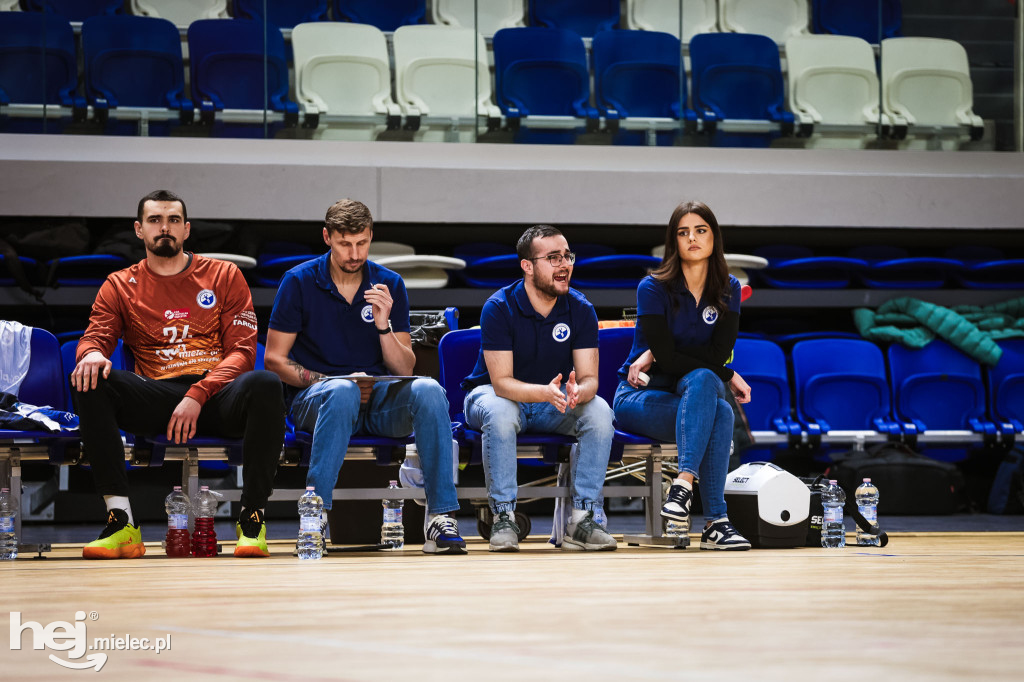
[617,274,742,381]
[269,253,411,379]
[462,280,599,390]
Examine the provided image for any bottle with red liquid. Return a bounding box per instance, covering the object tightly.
[191,486,219,557]
[164,485,191,557]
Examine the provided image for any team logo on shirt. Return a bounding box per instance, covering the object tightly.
[552,323,571,342]
[361,305,375,323]
[163,309,189,320]
[196,289,216,309]
[702,306,718,324]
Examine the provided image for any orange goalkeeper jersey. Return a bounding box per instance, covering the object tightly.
[77,255,258,406]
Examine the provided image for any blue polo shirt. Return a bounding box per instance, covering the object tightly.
[269,252,411,379]
[462,279,599,390]
[617,274,742,381]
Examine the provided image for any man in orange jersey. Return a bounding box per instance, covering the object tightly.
[70,190,285,559]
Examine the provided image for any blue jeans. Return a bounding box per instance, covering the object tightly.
[464,384,615,514]
[613,369,734,521]
[291,378,458,515]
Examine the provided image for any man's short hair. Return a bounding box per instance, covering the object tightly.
[516,224,563,260]
[137,190,187,223]
[325,199,373,236]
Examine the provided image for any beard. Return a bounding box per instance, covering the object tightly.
[340,259,365,274]
[531,268,569,298]
[148,235,182,258]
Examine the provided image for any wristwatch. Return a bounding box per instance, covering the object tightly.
[376,320,392,335]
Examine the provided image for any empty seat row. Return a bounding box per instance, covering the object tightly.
[0,11,975,147]
[3,1,902,40]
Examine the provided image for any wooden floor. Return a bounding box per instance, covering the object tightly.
[3,533,1023,681]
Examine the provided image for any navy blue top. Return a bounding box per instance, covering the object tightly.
[268,252,411,379]
[462,280,599,390]
[617,274,742,381]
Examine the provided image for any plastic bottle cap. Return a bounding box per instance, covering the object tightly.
[389,480,397,485]
[306,486,315,491]
[863,478,871,482]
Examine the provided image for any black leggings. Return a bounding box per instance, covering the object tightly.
[71,369,285,511]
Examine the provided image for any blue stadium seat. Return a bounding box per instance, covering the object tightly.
[0,11,83,117]
[492,26,598,143]
[571,254,661,289]
[24,0,122,21]
[988,339,1024,436]
[730,337,802,437]
[438,328,574,465]
[332,0,426,32]
[187,18,299,130]
[754,245,867,289]
[592,29,696,145]
[233,0,328,28]
[948,247,1024,290]
[251,253,317,288]
[887,339,998,441]
[791,338,900,437]
[812,0,902,44]
[81,14,190,132]
[689,32,795,147]
[847,245,962,289]
[595,325,664,459]
[0,255,40,287]
[46,255,128,287]
[530,0,619,37]
[452,243,521,289]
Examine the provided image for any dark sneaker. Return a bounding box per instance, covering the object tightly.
[83,509,145,559]
[661,480,693,531]
[700,518,751,551]
[234,508,270,557]
[488,511,520,552]
[562,510,617,551]
[422,514,466,555]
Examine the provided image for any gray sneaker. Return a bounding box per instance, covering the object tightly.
[562,510,617,551]
[489,511,520,552]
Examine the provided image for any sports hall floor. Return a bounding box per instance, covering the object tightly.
[3,515,1023,681]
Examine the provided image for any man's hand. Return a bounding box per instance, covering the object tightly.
[627,350,654,388]
[71,351,112,392]
[345,372,374,405]
[565,370,580,410]
[364,283,394,329]
[543,373,568,413]
[729,372,752,404]
[167,396,202,444]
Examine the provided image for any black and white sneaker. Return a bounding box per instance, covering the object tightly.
[661,479,693,531]
[700,518,751,551]
[423,514,467,555]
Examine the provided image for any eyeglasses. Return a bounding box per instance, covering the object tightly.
[528,251,576,266]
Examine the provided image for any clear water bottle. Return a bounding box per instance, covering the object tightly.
[191,485,218,557]
[297,487,324,561]
[164,486,191,558]
[0,487,17,561]
[381,480,404,550]
[820,479,846,549]
[665,519,687,541]
[855,478,880,546]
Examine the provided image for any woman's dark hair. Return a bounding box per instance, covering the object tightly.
[651,200,730,313]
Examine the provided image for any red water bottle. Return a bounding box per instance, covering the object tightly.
[164,485,191,557]
[191,486,219,557]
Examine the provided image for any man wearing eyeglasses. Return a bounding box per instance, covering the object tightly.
[461,225,616,552]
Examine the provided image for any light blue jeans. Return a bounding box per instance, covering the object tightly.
[613,369,734,521]
[464,384,615,514]
[291,378,458,515]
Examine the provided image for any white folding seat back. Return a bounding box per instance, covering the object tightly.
[786,34,879,126]
[719,0,808,44]
[131,0,229,26]
[369,241,416,258]
[394,25,494,118]
[431,0,525,35]
[1,0,22,11]
[626,0,718,41]
[292,22,398,140]
[881,37,979,128]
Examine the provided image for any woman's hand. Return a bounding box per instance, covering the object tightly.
[627,350,654,388]
[729,371,751,404]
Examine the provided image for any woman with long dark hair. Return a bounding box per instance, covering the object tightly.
[613,200,752,550]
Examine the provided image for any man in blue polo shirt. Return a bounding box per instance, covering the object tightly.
[264,199,465,555]
[462,224,616,552]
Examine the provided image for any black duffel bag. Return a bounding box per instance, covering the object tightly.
[825,443,965,515]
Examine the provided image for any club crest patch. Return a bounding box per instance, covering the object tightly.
[196,289,216,309]
[702,306,718,324]
[552,323,571,342]
[361,305,375,323]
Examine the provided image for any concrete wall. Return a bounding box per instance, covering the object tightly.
[1,134,1023,229]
